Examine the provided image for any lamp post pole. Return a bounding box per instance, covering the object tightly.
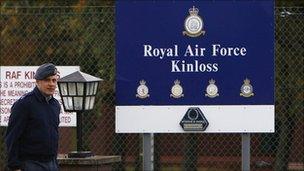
[69,111,92,158]
[76,111,83,152]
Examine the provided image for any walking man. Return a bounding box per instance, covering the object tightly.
[5,63,60,171]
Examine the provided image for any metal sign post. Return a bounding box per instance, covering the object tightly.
[143,133,154,171]
[242,133,251,171]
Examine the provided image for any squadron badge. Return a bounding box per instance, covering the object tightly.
[205,79,219,98]
[170,79,184,98]
[240,78,254,97]
[136,80,150,99]
[183,6,206,37]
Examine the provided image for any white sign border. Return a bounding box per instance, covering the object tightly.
[116,105,274,133]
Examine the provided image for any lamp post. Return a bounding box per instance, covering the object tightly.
[57,71,102,158]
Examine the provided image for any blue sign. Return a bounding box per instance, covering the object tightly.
[116,1,274,106]
[116,1,274,133]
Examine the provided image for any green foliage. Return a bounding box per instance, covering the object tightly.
[0,128,6,168]
[276,0,304,7]
[1,3,115,163]
[0,2,303,171]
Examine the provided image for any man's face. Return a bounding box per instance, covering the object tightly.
[36,75,58,96]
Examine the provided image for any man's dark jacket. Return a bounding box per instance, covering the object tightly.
[5,87,60,170]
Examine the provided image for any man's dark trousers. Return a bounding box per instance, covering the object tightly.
[21,158,58,171]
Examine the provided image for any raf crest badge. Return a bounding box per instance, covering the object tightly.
[170,79,184,98]
[205,79,219,98]
[136,80,150,99]
[240,78,254,97]
[183,6,205,37]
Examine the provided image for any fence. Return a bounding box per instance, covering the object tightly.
[0,6,303,171]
